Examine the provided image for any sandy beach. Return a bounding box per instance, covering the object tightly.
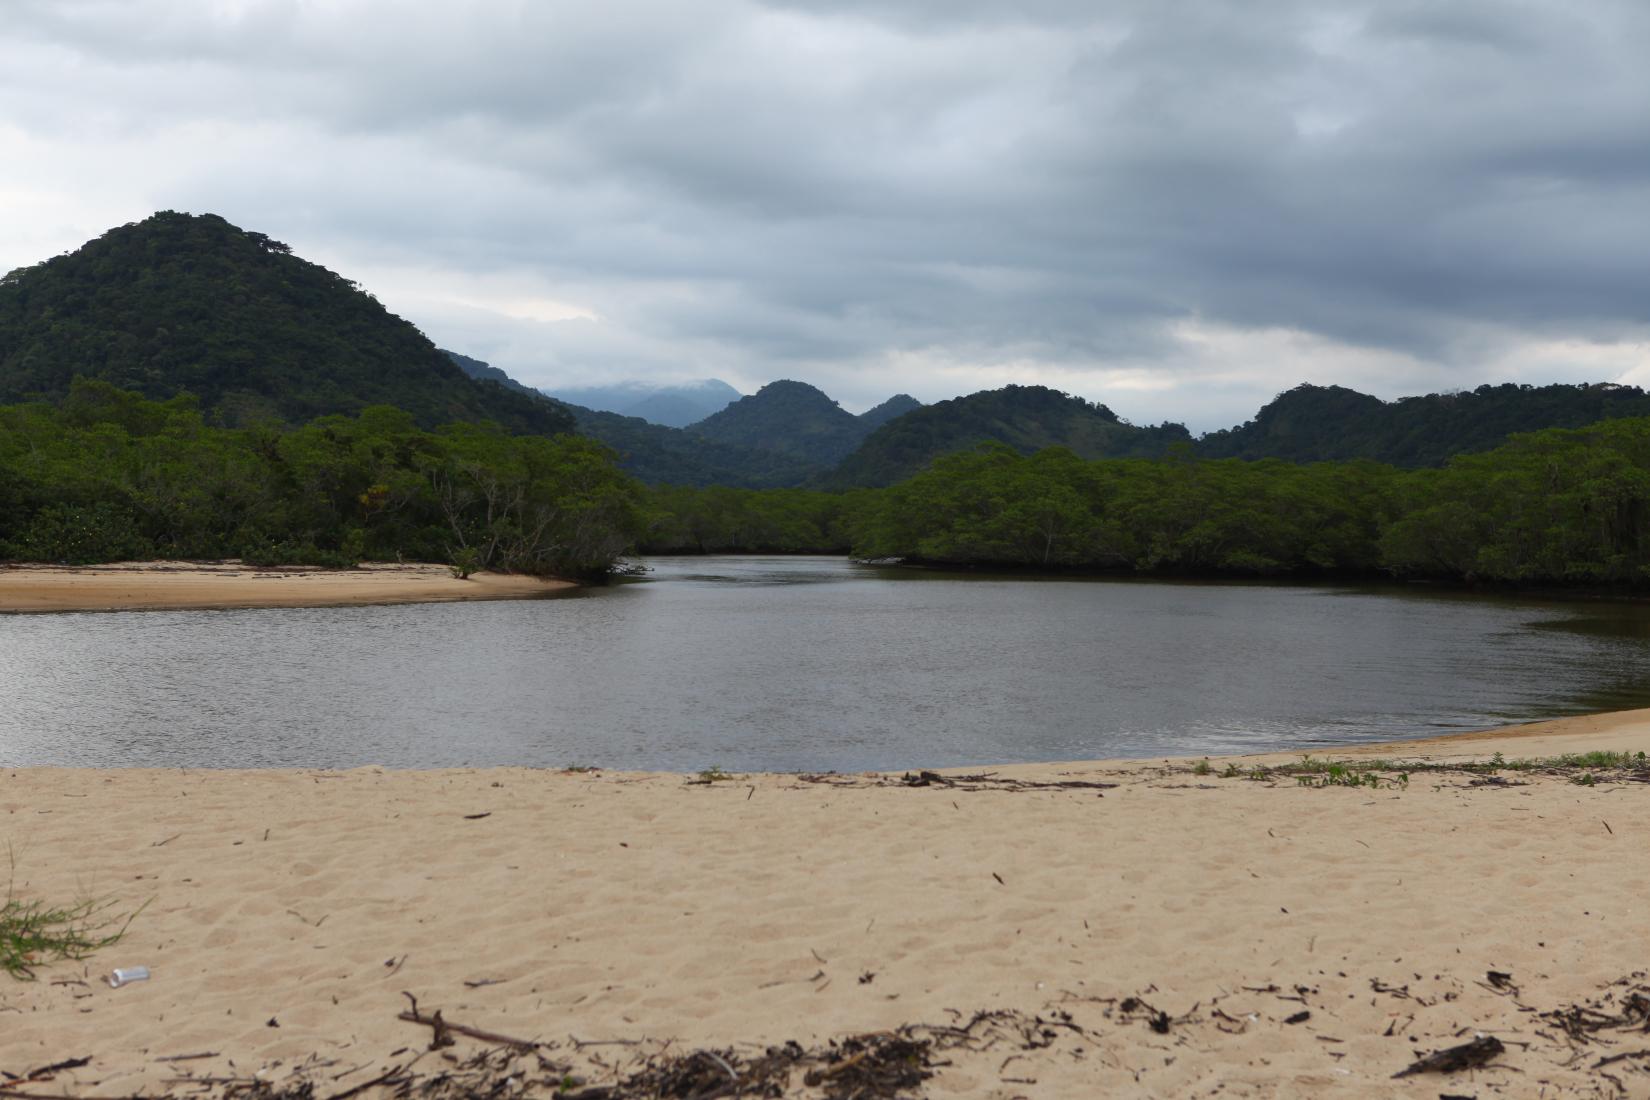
[3,714,1647,1098]
[0,562,574,614]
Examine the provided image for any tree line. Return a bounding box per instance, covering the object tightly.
[642,420,1650,586]
[0,381,643,578]
[10,381,1650,588]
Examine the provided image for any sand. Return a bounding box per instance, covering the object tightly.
[0,562,573,613]
[2,714,1647,1098]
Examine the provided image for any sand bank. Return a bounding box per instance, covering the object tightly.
[2,715,1648,1097]
[0,561,573,613]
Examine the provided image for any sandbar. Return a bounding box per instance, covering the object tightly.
[0,561,573,613]
[2,713,1647,1096]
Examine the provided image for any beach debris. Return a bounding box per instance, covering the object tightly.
[1540,971,1650,1044]
[1117,995,1175,1034]
[462,812,492,820]
[804,770,1118,793]
[12,1056,91,1084]
[1392,1035,1505,1078]
[104,965,149,988]
[1283,1010,1311,1025]
[399,992,539,1050]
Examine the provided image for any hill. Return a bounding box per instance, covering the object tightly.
[0,212,573,434]
[685,380,873,466]
[564,404,820,488]
[1197,382,1650,465]
[824,385,1192,488]
[858,393,923,431]
[546,379,741,427]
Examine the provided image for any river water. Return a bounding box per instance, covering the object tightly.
[3,556,1649,771]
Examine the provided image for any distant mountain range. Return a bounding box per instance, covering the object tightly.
[543,379,742,428]
[9,212,1650,494]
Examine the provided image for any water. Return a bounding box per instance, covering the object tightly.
[3,555,1650,771]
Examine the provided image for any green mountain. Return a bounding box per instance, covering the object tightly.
[825,384,1192,488]
[565,403,819,488]
[1197,382,1650,466]
[858,393,923,431]
[0,212,573,434]
[686,379,873,466]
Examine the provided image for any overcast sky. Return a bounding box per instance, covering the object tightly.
[4,1,1648,429]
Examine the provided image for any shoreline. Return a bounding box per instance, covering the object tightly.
[0,560,576,613]
[4,712,1647,1097]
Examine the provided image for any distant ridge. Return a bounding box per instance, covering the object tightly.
[563,404,820,488]
[826,385,1192,488]
[1196,381,1650,466]
[0,211,573,434]
[546,378,741,428]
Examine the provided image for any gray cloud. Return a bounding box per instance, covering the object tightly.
[2,0,1647,429]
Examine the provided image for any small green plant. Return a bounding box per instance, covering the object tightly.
[562,764,599,774]
[1192,758,1212,776]
[1222,762,1242,778]
[1,894,141,980]
[1572,771,1597,787]
[694,765,737,783]
[448,546,481,580]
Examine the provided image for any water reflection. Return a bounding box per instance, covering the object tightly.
[3,556,1650,771]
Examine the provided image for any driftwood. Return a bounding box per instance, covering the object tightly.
[398,993,539,1050]
[1392,1035,1505,1077]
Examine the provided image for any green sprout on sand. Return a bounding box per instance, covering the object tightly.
[1,893,143,980]
[693,765,740,783]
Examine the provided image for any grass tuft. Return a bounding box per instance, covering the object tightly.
[0,895,141,980]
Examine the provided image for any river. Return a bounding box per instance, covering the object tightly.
[3,555,1649,770]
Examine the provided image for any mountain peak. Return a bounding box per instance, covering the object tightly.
[0,212,572,434]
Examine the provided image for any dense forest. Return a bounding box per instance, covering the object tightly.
[0,382,643,578]
[642,418,1650,587]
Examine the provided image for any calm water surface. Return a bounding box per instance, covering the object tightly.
[4,556,1650,771]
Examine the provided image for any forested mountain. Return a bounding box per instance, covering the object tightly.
[825,385,1192,488]
[0,212,573,434]
[546,378,741,427]
[444,350,544,399]
[563,404,820,488]
[858,393,923,431]
[1198,382,1650,465]
[685,380,874,466]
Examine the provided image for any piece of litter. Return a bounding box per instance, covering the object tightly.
[106,966,150,988]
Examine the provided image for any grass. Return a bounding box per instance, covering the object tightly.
[1,894,141,980]
[694,765,739,783]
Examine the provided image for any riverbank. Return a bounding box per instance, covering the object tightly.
[0,561,574,613]
[2,715,1646,1098]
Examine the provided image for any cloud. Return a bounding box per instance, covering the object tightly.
[2,0,1647,429]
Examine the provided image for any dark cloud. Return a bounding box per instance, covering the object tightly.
[2,0,1647,427]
